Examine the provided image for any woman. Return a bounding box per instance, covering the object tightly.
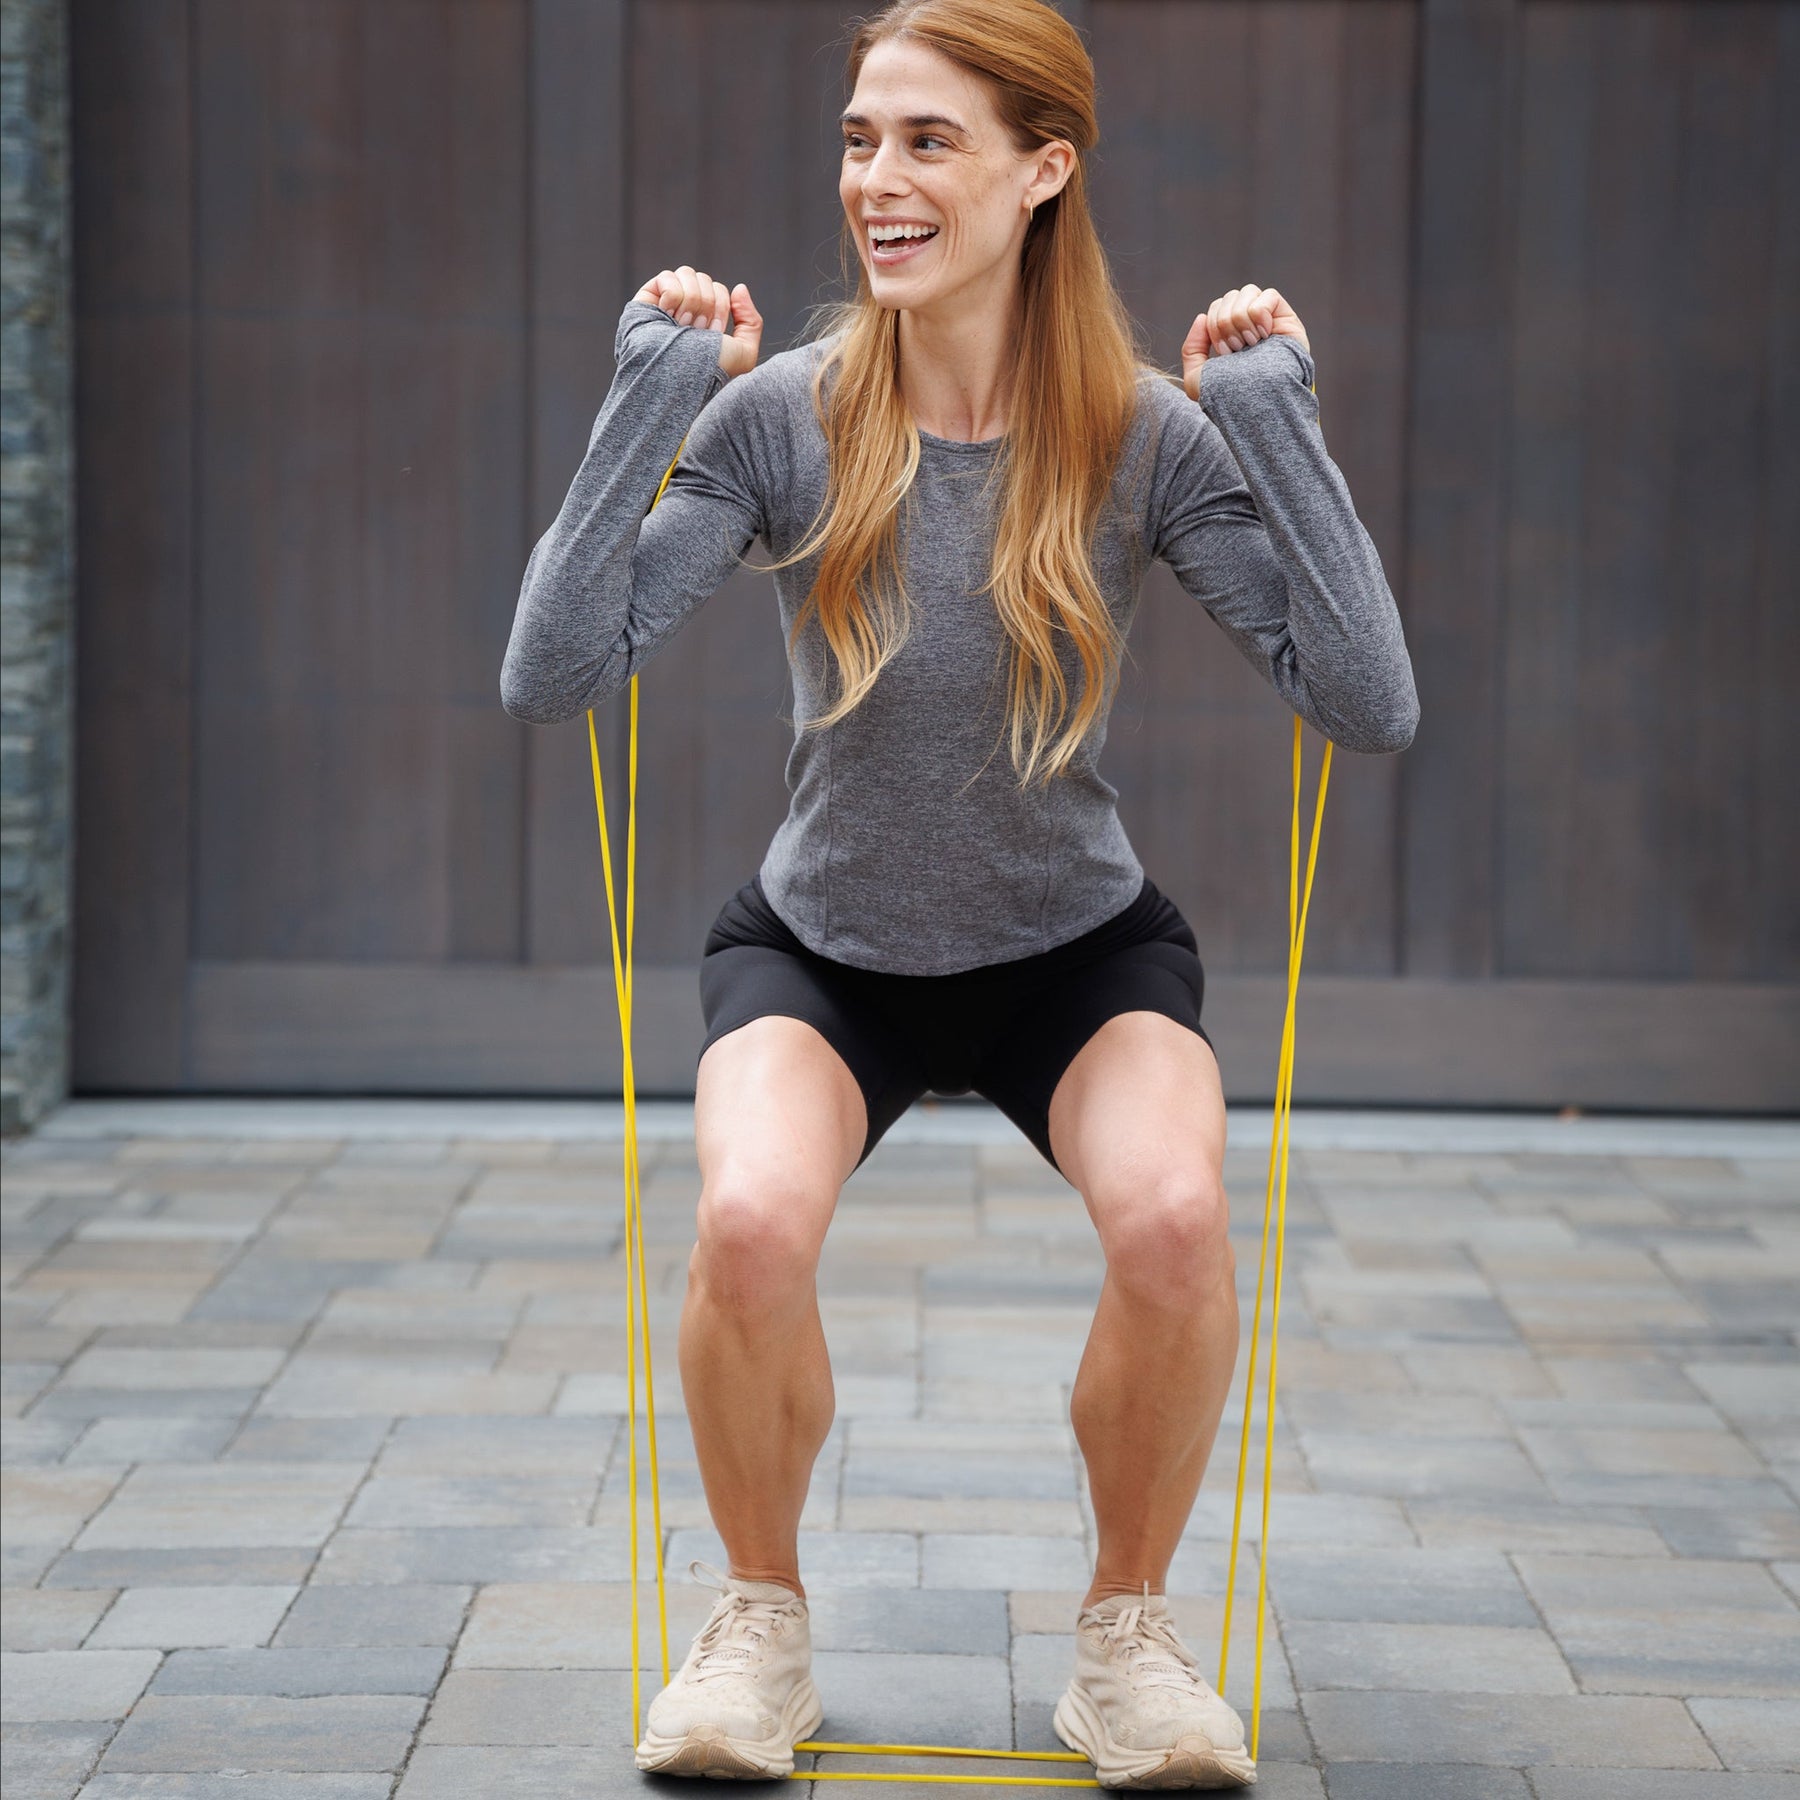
[501,0,1417,1786]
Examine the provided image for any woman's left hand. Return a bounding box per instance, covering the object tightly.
[1182,285,1310,400]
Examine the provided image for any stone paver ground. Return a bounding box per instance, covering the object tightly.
[2,1100,1796,1798]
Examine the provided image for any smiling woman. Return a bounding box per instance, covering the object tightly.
[498,0,1418,1787]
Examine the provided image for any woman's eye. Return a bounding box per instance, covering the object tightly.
[842,133,948,153]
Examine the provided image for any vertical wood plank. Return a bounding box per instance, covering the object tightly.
[522,0,631,966]
[1500,1,1795,982]
[69,0,196,1087]
[1758,4,1800,977]
[1091,2,1415,978]
[619,0,850,968]
[1400,0,1520,978]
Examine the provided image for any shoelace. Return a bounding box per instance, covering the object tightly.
[685,1558,802,1683]
[1093,1590,1207,1694]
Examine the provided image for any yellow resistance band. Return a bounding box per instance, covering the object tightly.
[588,430,1331,1779]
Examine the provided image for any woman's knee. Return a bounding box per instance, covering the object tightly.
[692,1172,831,1313]
[1093,1169,1234,1306]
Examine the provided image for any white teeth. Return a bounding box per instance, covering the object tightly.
[869,224,938,243]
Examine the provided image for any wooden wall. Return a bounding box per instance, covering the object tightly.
[70,0,1799,1110]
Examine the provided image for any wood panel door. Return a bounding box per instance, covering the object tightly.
[70,0,1799,1109]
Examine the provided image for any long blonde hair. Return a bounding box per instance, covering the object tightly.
[764,0,1162,792]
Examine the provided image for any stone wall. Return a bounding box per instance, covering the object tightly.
[0,0,73,1137]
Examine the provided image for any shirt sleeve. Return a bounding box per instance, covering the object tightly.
[1146,338,1420,755]
[499,299,770,725]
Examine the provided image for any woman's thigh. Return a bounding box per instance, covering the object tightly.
[1046,1010,1229,1240]
[693,1015,870,1266]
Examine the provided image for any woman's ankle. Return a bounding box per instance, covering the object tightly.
[726,1563,805,1599]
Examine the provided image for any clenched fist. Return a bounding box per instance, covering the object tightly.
[1181,284,1310,401]
[634,265,763,378]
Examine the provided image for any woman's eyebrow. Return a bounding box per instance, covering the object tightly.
[839,110,970,135]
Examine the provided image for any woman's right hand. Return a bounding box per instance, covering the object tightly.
[633,266,762,378]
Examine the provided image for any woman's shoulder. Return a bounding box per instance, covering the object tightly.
[1117,364,1213,490]
[1130,363,1203,440]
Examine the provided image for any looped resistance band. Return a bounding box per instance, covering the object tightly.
[587,420,1332,1780]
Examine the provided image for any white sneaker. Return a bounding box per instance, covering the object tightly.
[1053,1586,1257,1789]
[633,1558,825,1778]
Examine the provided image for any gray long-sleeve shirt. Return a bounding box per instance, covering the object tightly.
[501,298,1419,975]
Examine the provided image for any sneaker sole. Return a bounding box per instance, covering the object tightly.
[635,1674,825,1779]
[1053,1684,1257,1789]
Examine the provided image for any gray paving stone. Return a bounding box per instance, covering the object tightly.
[0,1585,116,1651]
[842,1450,1077,1501]
[1685,1361,1800,1424]
[3,1540,72,1585]
[1545,1358,1712,1403]
[274,1583,471,1648]
[86,1586,298,1651]
[256,1364,557,1419]
[312,1528,635,1587]
[1297,1433,1552,1501]
[920,1533,1090,1590]
[79,1779,394,1798]
[1404,1500,1668,1556]
[1321,1768,1531,1800]
[1512,1551,1795,1614]
[149,1646,447,1697]
[375,1415,607,1475]
[450,1579,713,1670]
[64,1417,240,1465]
[2,1467,130,1548]
[0,1416,87,1465]
[801,1750,1097,1798]
[393,1746,635,1798]
[60,1348,288,1391]
[808,1585,1009,1655]
[0,1648,161,1721]
[1283,1619,1574,1694]
[1519,1423,1770,1480]
[0,1720,113,1794]
[1284,1390,1514,1437]
[225,1418,392,1463]
[1649,1506,1800,1559]
[1182,1490,1414,1547]
[811,1647,1013,1746]
[44,1548,315,1589]
[29,1388,261,1423]
[187,1263,399,1326]
[97,1695,424,1773]
[343,1475,598,1530]
[1302,1690,1719,1767]
[75,1463,366,1551]
[1547,1607,1800,1698]
[1528,1775,1799,1798]
[1685,1698,1800,1772]
[418,1669,626,1745]
[1269,1547,1538,1628]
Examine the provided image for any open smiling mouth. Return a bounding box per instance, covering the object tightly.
[869,227,939,266]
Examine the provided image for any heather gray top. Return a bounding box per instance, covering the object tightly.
[501,297,1419,975]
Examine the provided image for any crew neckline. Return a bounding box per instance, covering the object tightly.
[915,424,1004,453]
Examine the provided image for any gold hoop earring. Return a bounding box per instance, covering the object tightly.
[1027,198,1035,222]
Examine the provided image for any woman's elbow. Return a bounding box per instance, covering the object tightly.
[499,652,575,727]
[1361,686,1420,755]
[1313,682,1418,756]
[500,646,628,726]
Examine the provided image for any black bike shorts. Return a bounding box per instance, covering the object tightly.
[696,872,1214,1179]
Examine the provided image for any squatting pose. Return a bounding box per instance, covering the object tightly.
[501,0,1419,1786]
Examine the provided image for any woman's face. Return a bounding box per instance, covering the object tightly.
[839,37,1066,318]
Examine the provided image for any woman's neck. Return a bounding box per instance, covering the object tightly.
[896,300,1020,444]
